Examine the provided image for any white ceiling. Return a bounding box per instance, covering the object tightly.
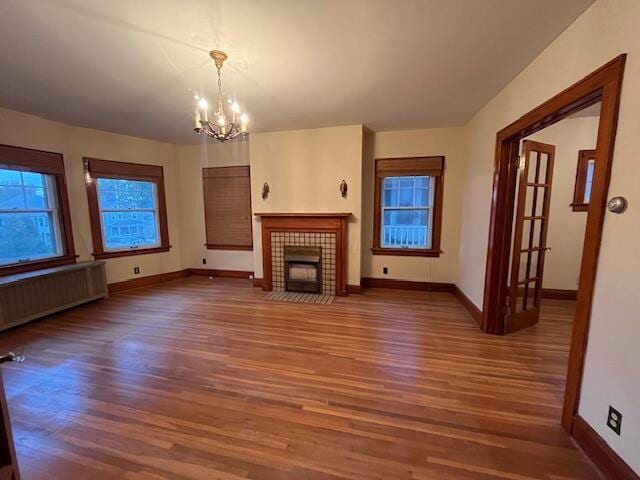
[0,0,593,144]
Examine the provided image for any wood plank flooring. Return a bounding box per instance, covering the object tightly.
[0,277,599,479]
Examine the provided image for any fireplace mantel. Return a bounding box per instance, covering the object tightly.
[255,213,351,296]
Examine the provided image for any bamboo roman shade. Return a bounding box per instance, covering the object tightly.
[203,166,252,250]
[375,156,444,177]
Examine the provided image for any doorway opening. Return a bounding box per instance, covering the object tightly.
[482,55,625,432]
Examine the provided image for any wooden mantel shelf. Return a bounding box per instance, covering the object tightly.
[254,212,352,218]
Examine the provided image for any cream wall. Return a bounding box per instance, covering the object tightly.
[249,125,363,285]
[0,107,182,284]
[457,0,640,471]
[175,139,254,272]
[524,115,598,291]
[361,127,466,283]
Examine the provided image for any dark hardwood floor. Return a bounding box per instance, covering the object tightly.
[0,277,599,479]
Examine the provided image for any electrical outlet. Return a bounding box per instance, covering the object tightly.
[607,406,622,435]
[202,258,207,265]
[133,267,140,275]
[383,267,388,275]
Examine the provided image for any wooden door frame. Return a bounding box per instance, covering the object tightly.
[482,54,626,432]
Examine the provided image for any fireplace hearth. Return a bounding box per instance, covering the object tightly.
[284,246,322,293]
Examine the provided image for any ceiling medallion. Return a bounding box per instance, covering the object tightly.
[193,50,248,142]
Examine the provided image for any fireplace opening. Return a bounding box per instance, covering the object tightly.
[284,245,322,293]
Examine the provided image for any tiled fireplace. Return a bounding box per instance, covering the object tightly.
[273,234,334,294]
[255,213,351,296]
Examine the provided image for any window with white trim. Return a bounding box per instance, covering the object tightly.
[0,169,64,266]
[96,178,160,251]
[373,156,444,257]
[381,175,433,249]
[85,158,170,259]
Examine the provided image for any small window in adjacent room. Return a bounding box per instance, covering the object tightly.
[202,166,252,250]
[373,156,444,257]
[0,145,76,275]
[572,149,596,212]
[85,158,170,259]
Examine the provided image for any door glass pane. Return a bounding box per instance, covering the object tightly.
[526,151,537,183]
[584,159,595,202]
[538,153,549,184]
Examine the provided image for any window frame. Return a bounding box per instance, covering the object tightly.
[0,144,76,276]
[372,156,444,257]
[571,149,596,212]
[85,158,170,259]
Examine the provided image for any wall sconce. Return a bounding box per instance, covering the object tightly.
[262,182,270,200]
[340,179,348,198]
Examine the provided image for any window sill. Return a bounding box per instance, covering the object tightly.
[0,255,78,277]
[93,245,171,260]
[371,247,441,258]
[205,244,253,251]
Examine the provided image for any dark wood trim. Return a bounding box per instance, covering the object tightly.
[361,277,455,292]
[0,144,77,277]
[0,255,77,277]
[0,370,20,479]
[93,246,171,260]
[515,287,579,301]
[256,214,351,296]
[454,286,483,325]
[85,157,163,180]
[205,244,253,251]
[347,284,362,294]
[189,268,253,279]
[84,157,171,260]
[480,55,626,435]
[0,143,65,174]
[371,247,441,257]
[108,270,189,294]
[254,212,352,218]
[375,156,444,177]
[573,416,639,480]
[542,288,578,300]
[252,277,264,288]
[372,157,444,258]
[572,149,596,212]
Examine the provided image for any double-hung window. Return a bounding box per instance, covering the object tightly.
[85,158,170,259]
[0,144,76,275]
[373,156,444,257]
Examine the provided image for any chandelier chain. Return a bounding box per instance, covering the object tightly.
[216,66,224,117]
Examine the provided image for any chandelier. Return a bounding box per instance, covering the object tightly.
[194,50,249,142]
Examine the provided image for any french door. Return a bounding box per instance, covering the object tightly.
[507,140,555,333]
